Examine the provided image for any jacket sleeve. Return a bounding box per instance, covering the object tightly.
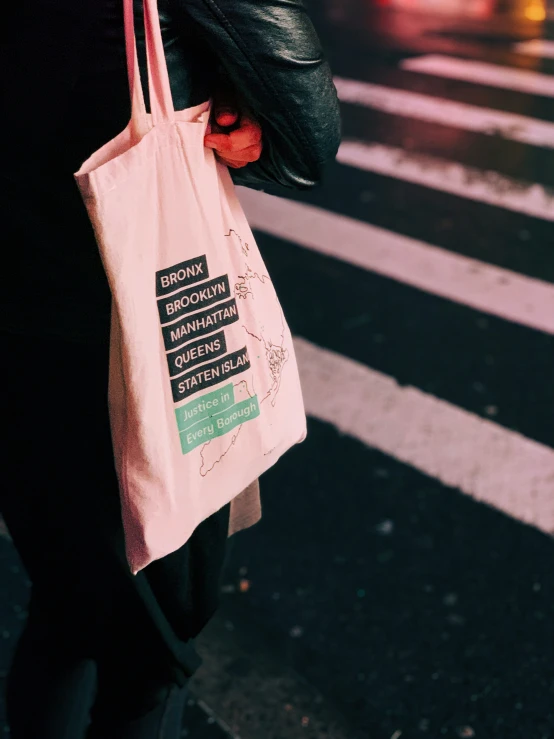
[170,0,342,190]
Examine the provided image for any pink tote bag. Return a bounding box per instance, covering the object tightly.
[74,0,306,574]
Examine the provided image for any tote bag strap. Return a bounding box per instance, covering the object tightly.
[123,0,175,139]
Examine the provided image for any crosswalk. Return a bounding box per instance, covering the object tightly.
[400,54,554,96]
[514,39,554,59]
[333,76,554,148]
[238,37,554,537]
[337,140,554,220]
[239,189,554,334]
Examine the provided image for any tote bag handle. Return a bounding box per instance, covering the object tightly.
[123,0,176,140]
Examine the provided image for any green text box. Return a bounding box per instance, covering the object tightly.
[174,383,234,433]
[179,395,260,455]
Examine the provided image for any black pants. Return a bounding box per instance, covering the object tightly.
[1,332,231,738]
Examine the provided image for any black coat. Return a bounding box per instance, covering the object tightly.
[1,0,341,342]
[0,0,340,693]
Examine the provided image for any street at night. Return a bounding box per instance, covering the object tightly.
[2,0,553,737]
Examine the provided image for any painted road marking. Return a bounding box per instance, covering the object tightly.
[294,337,554,536]
[237,188,554,335]
[400,54,554,97]
[337,140,554,221]
[334,77,554,149]
[514,39,554,59]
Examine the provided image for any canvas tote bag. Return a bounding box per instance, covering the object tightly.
[74,0,306,575]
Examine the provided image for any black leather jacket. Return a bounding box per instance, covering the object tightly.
[4,0,341,189]
[1,0,341,340]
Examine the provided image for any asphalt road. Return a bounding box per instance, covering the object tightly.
[208,2,554,738]
[2,1,554,738]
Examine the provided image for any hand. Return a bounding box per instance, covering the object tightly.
[204,102,263,169]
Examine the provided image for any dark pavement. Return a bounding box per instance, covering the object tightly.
[2,0,554,737]
[209,1,554,737]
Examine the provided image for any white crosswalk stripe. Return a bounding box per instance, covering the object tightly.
[514,39,554,58]
[294,337,554,536]
[337,140,554,221]
[237,187,554,335]
[334,76,554,149]
[401,54,554,96]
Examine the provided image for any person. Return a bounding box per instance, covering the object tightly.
[0,0,341,737]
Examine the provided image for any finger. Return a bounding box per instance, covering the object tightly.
[217,144,263,166]
[205,120,262,153]
[223,142,263,159]
[214,108,239,128]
